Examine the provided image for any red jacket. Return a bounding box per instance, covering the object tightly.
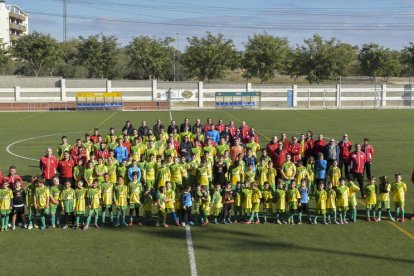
[240,126,250,141]
[39,155,58,180]
[72,153,87,166]
[216,124,226,133]
[349,151,366,174]
[288,143,302,163]
[3,175,23,188]
[95,149,109,160]
[228,126,237,137]
[266,143,279,158]
[90,135,99,144]
[58,159,75,178]
[203,124,211,133]
[272,149,288,170]
[305,138,315,157]
[338,140,352,159]
[279,139,291,151]
[313,139,327,156]
[361,144,374,162]
[123,141,132,153]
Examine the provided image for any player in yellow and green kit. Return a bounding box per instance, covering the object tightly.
[247,182,262,224]
[94,157,108,183]
[285,180,301,225]
[165,181,180,226]
[326,181,338,224]
[244,165,256,187]
[74,181,87,229]
[84,179,101,230]
[346,177,360,222]
[84,161,95,188]
[156,186,168,227]
[200,186,211,226]
[26,176,38,230]
[196,158,210,189]
[267,161,277,192]
[336,177,349,224]
[170,157,186,191]
[117,159,128,183]
[114,176,128,227]
[211,184,223,224]
[229,161,244,189]
[313,181,327,225]
[128,172,143,226]
[295,160,310,186]
[142,187,153,225]
[365,176,378,222]
[106,157,118,184]
[49,176,62,228]
[306,156,315,196]
[0,180,13,231]
[327,160,341,187]
[256,159,268,189]
[241,182,253,223]
[34,178,50,230]
[156,160,171,189]
[391,173,407,222]
[144,154,156,189]
[73,159,85,184]
[100,173,114,225]
[261,182,273,223]
[273,180,286,224]
[193,185,203,225]
[281,154,296,189]
[377,176,394,222]
[61,180,75,229]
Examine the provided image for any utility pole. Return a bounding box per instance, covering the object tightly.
[63,0,67,42]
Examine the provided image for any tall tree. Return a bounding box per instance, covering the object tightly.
[12,32,61,76]
[182,32,238,82]
[402,42,414,78]
[289,34,357,83]
[242,33,290,83]
[0,39,11,75]
[127,36,174,80]
[359,43,402,82]
[76,34,120,78]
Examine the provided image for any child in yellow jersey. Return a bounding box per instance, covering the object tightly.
[156,186,168,227]
[49,176,62,228]
[204,152,214,188]
[377,176,395,222]
[106,157,118,184]
[193,185,203,224]
[281,154,296,189]
[365,176,378,222]
[391,173,408,222]
[165,182,180,226]
[61,180,75,229]
[244,165,256,187]
[170,157,186,191]
[128,172,143,226]
[261,182,273,223]
[295,160,310,185]
[306,156,315,196]
[142,187,153,226]
[74,181,87,229]
[156,160,171,189]
[144,154,156,189]
[285,180,301,225]
[241,182,253,223]
[84,179,101,230]
[336,177,350,224]
[247,182,262,224]
[73,159,85,183]
[34,178,50,230]
[327,160,341,187]
[0,181,13,231]
[84,161,95,188]
[326,181,338,224]
[114,176,128,227]
[313,181,327,225]
[229,161,244,189]
[267,161,277,192]
[256,159,268,189]
[211,184,223,224]
[197,159,210,189]
[94,157,108,183]
[273,180,286,224]
[175,186,184,224]
[100,173,114,225]
[346,177,360,222]
[200,186,211,226]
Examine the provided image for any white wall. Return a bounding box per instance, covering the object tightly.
[0,2,10,48]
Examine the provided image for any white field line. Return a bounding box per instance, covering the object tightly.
[185,225,198,276]
[6,131,88,162]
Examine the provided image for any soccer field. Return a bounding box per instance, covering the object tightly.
[0,110,413,276]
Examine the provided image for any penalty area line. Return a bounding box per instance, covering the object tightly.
[185,225,198,276]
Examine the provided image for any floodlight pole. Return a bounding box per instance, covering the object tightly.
[63,0,67,42]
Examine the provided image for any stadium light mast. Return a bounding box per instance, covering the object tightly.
[173,32,180,82]
[63,0,67,42]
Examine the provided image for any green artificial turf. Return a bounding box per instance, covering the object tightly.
[0,110,413,275]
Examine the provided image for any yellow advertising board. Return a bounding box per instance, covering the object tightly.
[75,92,122,98]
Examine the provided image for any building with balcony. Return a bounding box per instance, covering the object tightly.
[0,0,29,48]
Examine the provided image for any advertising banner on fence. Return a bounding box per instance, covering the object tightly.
[160,89,196,101]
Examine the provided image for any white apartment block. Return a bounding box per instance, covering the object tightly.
[0,0,29,48]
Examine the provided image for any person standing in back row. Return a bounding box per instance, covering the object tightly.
[39,148,58,186]
[361,138,374,181]
[349,144,366,198]
[338,134,352,179]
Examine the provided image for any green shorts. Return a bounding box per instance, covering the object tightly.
[116,206,127,211]
[37,208,50,216]
[275,209,285,214]
[0,209,11,216]
[213,207,222,217]
[377,201,390,210]
[243,208,252,213]
[88,208,99,216]
[348,197,357,208]
[75,210,85,215]
[201,208,210,216]
[146,179,155,189]
[366,204,376,210]
[63,200,74,213]
[337,206,348,212]
[394,201,405,208]
[315,208,326,215]
[50,204,61,214]
[252,202,260,213]
[129,203,140,209]
[288,202,298,211]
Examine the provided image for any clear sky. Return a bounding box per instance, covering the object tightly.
[8,0,414,49]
